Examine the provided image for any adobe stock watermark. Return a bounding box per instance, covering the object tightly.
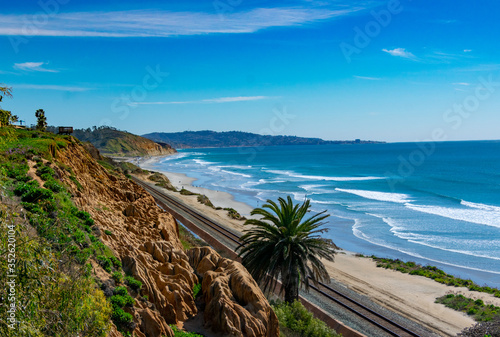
[5,217,17,329]
[104,65,169,128]
[385,74,500,191]
[213,0,242,20]
[9,0,70,54]
[339,0,405,63]
[238,105,295,162]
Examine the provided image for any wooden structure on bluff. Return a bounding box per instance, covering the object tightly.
[58,127,73,135]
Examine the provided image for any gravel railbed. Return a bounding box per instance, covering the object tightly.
[300,278,442,337]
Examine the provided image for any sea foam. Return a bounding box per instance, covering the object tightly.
[336,188,413,204]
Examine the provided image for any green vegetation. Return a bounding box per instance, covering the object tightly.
[178,223,207,250]
[371,256,500,296]
[109,286,135,333]
[197,194,214,208]
[223,207,246,221]
[148,171,177,191]
[0,205,112,336]
[193,283,202,299]
[180,188,198,196]
[237,196,337,303]
[35,109,47,131]
[272,300,342,337]
[112,271,123,283]
[0,128,133,336]
[72,126,175,157]
[436,294,500,322]
[0,85,18,126]
[169,325,204,337]
[125,275,142,292]
[143,130,383,149]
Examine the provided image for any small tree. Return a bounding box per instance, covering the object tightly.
[35,109,47,131]
[0,86,17,127]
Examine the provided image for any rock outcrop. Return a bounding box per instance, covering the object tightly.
[188,247,279,337]
[49,139,277,337]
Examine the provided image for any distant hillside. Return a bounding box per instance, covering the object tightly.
[142,130,383,148]
[72,126,176,157]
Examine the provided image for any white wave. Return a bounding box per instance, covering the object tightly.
[220,170,252,178]
[218,165,252,170]
[405,204,500,229]
[336,188,413,204]
[193,159,216,166]
[352,220,500,275]
[160,152,190,162]
[461,200,500,212]
[309,199,337,205]
[266,169,383,181]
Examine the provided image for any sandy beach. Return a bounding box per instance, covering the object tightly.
[137,155,500,337]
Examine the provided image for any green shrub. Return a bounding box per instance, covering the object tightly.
[21,186,54,203]
[110,294,134,308]
[110,256,122,269]
[114,286,128,297]
[104,229,113,235]
[125,276,142,292]
[193,283,202,299]
[112,272,123,283]
[44,179,64,192]
[272,300,341,337]
[111,307,133,328]
[436,293,500,322]
[180,188,198,196]
[97,255,113,273]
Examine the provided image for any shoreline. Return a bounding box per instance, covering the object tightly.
[135,154,500,336]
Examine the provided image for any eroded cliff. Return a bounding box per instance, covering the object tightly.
[51,138,278,337]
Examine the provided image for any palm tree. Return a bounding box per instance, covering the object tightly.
[237,196,337,303]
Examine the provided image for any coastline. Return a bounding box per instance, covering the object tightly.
[136,154,500,336]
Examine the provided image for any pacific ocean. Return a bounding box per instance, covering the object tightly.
[147,141,500,287]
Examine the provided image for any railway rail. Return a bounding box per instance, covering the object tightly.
[132,176,424,337]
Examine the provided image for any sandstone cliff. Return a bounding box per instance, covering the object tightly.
[50,138,277,337]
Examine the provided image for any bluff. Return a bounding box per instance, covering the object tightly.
[72,126,176,157]
[143,130,384,148]
[53,137,278,336]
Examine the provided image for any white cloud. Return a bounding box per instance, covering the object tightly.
[130,96,273,106]
[202,96,269,103]
[0,7,362,38]
[14,84,90,92]
[382,48,416,60]
[14,62,58,73]
[354,75,381,80]
[464,49,472,53]
[452,82,470,86]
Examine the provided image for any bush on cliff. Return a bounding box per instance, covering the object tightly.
[272,300,341,337]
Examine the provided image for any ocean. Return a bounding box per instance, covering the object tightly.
[146,141,500,287]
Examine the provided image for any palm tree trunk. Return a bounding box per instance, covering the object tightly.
[283,266,299,303]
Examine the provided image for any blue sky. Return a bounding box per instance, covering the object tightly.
[1,0,499,142]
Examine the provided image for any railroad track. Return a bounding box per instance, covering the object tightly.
[132,176,423,337]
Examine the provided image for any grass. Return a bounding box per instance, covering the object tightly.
[436,293,500,322]
[369,255,500,296]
